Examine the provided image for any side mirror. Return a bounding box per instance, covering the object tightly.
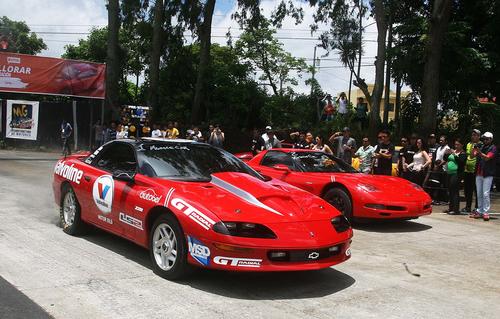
[113,171,135,183]
[273,164,291,173]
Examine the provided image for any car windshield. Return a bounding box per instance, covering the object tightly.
[291,152,358,173]
[137,142,264,182]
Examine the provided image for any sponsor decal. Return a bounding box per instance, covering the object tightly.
[308,252,320,260]
[170,197,215,230]
[345,248,351,257]
[119,212,143,230]
[134,206,144,212]
[139,188,162,204]
[54,160,84,184]
[148,145,190,151]
[7,57,21,64]
[84,146,103,164]
[213,256,262,268]
[92,175,114,213]
[187,236,210,266]
[97,214,113,224]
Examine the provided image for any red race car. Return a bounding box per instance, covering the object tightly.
[53,139,352,280]
[246,149,432,221]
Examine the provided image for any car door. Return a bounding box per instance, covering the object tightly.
[89,142,138,236]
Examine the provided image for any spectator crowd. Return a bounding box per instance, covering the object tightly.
[251,125,499,221]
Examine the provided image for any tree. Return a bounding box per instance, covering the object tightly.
[0,16,46,54]
[106,0,122,120]
[235,18,308,97]
[309,0,388,136]
[149,0,164,112]
[419,0,453,135]
[191,0,216,124]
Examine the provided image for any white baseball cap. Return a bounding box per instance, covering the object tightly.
[265,126,272,131]
[482,132,493,139]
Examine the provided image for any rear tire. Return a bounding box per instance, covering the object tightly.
[323,188,353,221]
[149,214,189,280]
[60,185,86,235]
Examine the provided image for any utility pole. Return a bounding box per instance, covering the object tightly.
[311,45,321,121]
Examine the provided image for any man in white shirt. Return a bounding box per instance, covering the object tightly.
[151,124,162,138]
[435,135,450,171]
[261,125,272,144]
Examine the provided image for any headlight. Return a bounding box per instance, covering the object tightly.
[331,216,351,233]
[357,184,380,192]
[213,222,277,239]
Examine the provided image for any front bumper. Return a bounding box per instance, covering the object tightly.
[355,200,432,219]
[187,238,352,271]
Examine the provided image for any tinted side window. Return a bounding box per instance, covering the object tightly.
[94,143,137,174]
[261,151,294,168]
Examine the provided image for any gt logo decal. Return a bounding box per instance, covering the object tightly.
[92,175,114,213]
[171,198,215,230]
[213,256,262,268]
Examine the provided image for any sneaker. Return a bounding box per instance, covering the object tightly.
[460,208,470,213]
[483,213,490,221]
[447,211,458,215]
[443,209,449,214]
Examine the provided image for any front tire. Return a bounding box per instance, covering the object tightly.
[149,214,189,280]
[60,185,86,235]
[323,188,353,221]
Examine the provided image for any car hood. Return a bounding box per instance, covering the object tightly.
[162,172,340,224]
[304,172,427,199]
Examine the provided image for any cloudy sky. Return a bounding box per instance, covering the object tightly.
[0,0,380,95]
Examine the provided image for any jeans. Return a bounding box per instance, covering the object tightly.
[476,175,494,214]
[463,172,477,210]
[448,173,460,213]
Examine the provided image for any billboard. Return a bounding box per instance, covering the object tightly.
[0,52,105,99]
[6,100,39,140]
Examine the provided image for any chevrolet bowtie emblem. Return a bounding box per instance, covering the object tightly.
[308,252,320,259]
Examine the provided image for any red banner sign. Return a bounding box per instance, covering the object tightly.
[0,52,105,99]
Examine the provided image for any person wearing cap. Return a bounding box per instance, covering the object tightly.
[462,129,481,213]
[372,129,395,176]
[261,126,273,144]
[329,127,357,164]
[260,129,282,151]
[470,132,497,221]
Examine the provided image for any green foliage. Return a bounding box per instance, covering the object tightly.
[0,16,46,54]
[235,18,308,97]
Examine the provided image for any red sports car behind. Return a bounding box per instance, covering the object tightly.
[53,139,352,280]
[246,149,432,221]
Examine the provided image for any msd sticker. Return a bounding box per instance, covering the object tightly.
[187,236,210,266]
[92,175,114,213]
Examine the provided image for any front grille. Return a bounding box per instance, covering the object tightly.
[268,245,342,262]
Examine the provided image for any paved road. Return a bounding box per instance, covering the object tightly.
[0,154,499,319]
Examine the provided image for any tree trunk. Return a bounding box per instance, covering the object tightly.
[105,0,121,120]
[149,0,164,115]
[369,0,388,137]
[394,77,402,136]
[383,21,392,125]
[192,0,216,124]
[419,0,453,135]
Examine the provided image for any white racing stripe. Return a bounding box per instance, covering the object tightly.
[210,175,283,216]
[163,187,175,207]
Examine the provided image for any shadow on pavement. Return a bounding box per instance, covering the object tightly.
[180,267,355,300]
[354,220,432,233]
[61,225,355,300]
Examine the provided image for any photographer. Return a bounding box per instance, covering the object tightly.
[208,124,225,148]
[470,132,497,221]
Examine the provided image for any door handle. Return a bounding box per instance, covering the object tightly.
[84,175,91,182]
